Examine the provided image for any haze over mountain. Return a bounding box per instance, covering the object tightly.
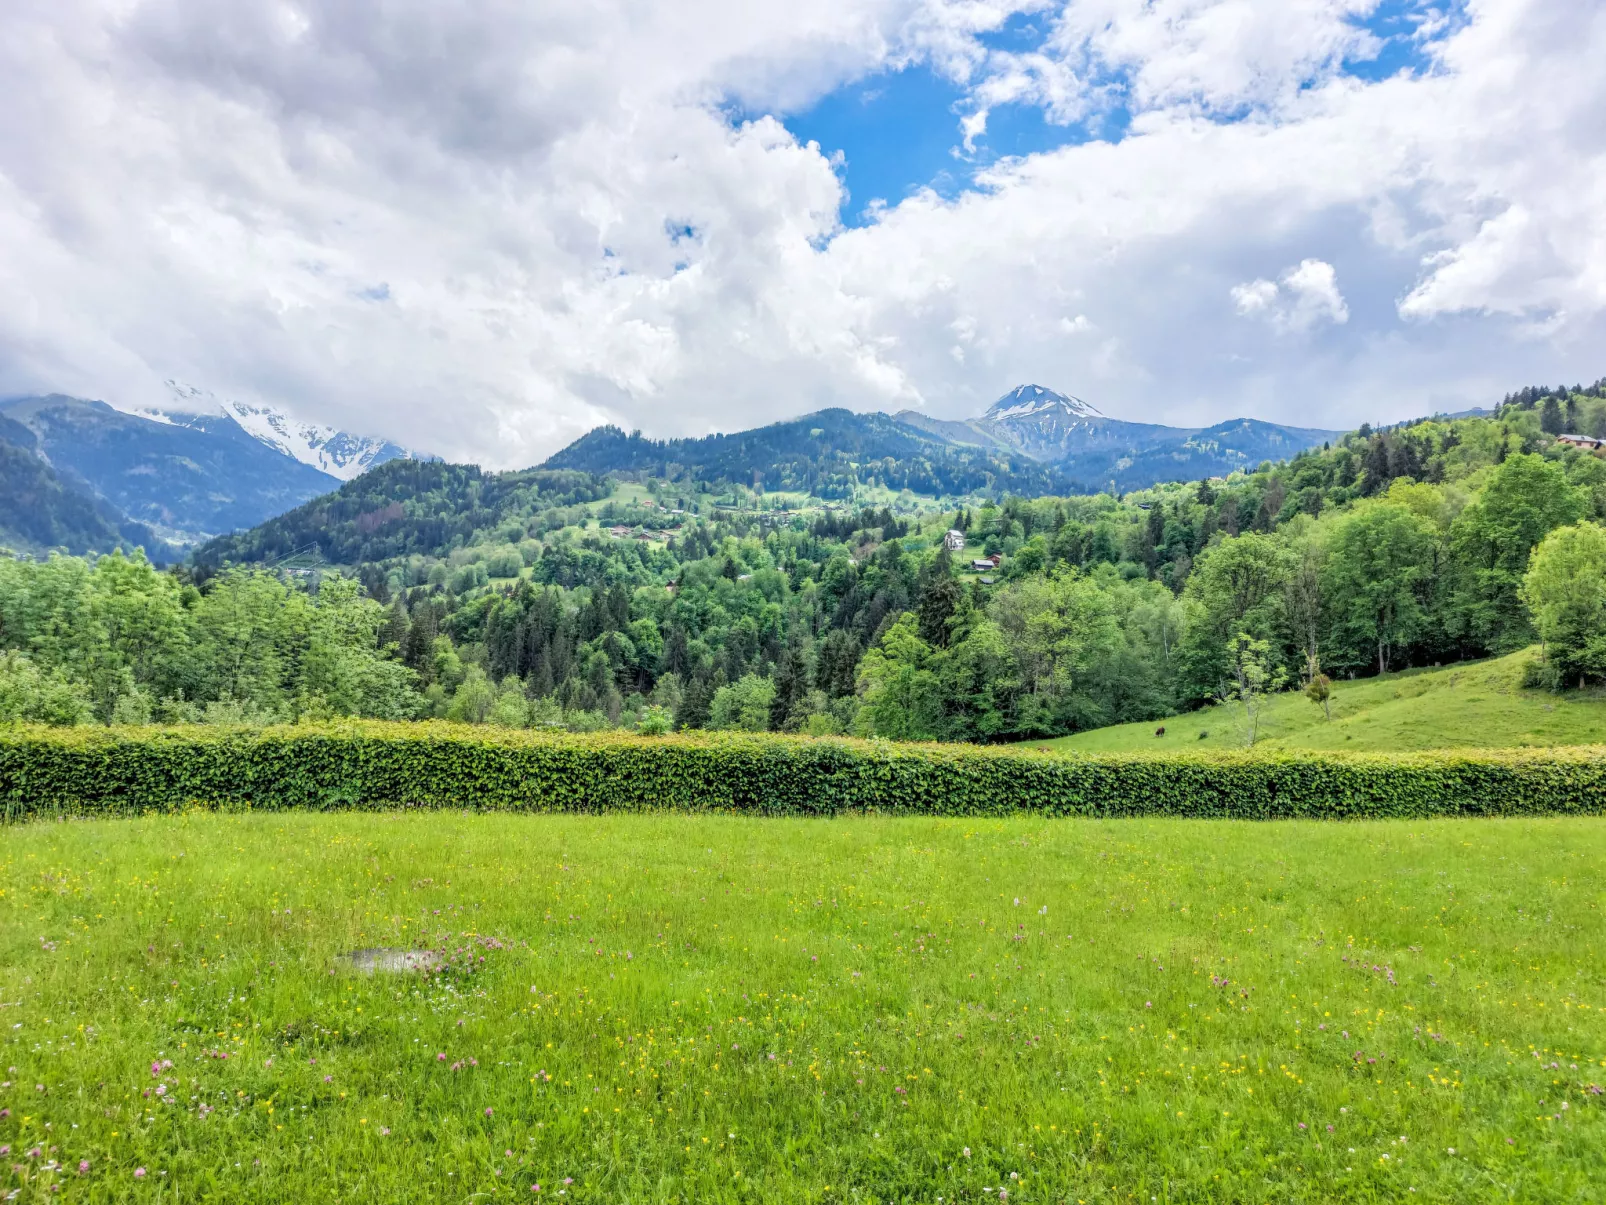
[545,385,1340,495]
[152,383,412,482]
[0,391,413,551]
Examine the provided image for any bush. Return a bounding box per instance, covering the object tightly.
[1,725,1603,820]
[0,653,93,727]
[708,674,775,732]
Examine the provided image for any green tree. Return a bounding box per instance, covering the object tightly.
[1520,521,1606,688]
[0,651,93,726]
[1218,633,1287,747]
[853,613,944,740]
[708,673,776,732]
[446,666,498,723]
[988,570,1119,734]
[1175,534,1292,701]
[1448,453,1585,652]
[1324,502,1439,674]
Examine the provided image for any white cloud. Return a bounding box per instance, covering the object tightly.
[0,0,1602,464]
[1233,259,1349,332]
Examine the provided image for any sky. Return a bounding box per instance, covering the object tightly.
[1,0,1603,467]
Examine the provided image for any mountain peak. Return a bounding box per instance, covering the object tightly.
[983,384,1103,422]
[152,381,412,481]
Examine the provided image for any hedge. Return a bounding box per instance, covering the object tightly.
[2,723,1604,821]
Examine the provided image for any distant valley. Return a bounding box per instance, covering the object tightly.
[0,391,411,556]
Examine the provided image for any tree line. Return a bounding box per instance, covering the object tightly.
[5,387,1606,735]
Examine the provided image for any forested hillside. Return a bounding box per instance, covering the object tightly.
[0,412,172,559]
[5,381,1606,740]
[193,461,608,572]
[542,408,1075,497]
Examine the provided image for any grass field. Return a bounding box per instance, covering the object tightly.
[1045,649,1606,754]
[2,814,1602,1202]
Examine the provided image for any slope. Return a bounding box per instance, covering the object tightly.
[1063,417,1344,493]
[2,395,341,543]
[192,458,608,569]
[0,413,172,558]
[542,407,1074,498]
[159,382,412,480]
[1042,649,1606,752]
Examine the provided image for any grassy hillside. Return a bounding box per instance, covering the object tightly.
[3,811,1602,1201]
[1044,648,1606,752]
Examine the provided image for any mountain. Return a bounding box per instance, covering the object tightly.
[904,384,1342,491]
[1,395,342,545]
[541,407,1075,498]
[193,460,607,570]
[154,383,411,481]
[897,384,1187,468]
[545,385,1340,497]
[1062,417,1342,493]
[0,411,173,558]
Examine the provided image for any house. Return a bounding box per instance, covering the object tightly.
[943,529,966,551]
[607,525,632,538]
[977,575,996,586]
[970,555,1001,572]
[1557,433,1606,450]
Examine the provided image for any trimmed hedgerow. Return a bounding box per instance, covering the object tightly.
[2,723,1603,821]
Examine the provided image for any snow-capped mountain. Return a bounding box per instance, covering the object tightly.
[983,384,1104,422]
[156,382,412,481]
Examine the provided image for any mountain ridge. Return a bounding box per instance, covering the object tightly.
[544,385,1342,495]
[153,382,412,480]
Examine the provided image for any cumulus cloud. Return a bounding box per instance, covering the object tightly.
[1233,259,1349,332]
[0,0,1602,464]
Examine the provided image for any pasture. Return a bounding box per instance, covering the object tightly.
[1,812,1602,1202]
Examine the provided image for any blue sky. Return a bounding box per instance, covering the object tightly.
[780,1,1457,227]
[2,0,1599,462]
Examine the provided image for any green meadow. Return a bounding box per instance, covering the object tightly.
[1045,649,1606,754]
[2,812,1603,1202]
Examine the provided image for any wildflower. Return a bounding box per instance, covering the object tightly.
[1447,1148,1455,1155]
[324,1076,333,1083]
[486,1108,494,1117]
[134,1168,146,1179]
[77,1161,89,1175]
[963,1147,971,1158]
[379,1128,391,1136]
[155,1083,166,1097]
[437,1053,447,1062]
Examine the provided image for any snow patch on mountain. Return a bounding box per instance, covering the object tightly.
[158,382,411,480]
[983,384,1103,422]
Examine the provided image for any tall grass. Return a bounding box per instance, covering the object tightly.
[2,813,1602,1202]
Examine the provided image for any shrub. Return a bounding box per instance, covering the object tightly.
[0,653,93,727]
[708,674,775,732]
[1,725,1603,821]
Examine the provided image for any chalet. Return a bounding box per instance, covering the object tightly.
[943,529,966,551]
[970,554,1001,572]
[1557,433,1606,450]
[607,525,632,538]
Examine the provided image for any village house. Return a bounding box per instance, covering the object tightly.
[943,529,965,551]
[970,554,1001,572]
[1556,433,1606,450]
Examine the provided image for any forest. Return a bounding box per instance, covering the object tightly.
[4,383,1606,739]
